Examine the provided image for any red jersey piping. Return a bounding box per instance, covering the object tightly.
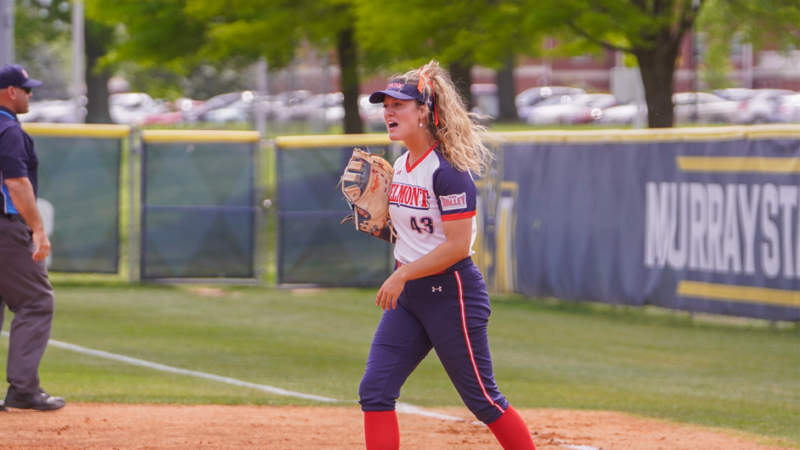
[405,142,438,173]
[441,211,476,221]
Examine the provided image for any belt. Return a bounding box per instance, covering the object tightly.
[2,213,24,222]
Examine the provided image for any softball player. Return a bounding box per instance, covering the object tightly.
[358,61,536,450]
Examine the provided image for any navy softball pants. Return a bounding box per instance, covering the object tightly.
[358,261,509,424]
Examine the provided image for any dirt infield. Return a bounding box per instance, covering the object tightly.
[0,404,790,450]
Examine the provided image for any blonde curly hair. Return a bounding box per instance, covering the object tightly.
[390,60,493,175]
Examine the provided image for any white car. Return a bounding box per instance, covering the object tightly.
[516,86,586,122]
[595,103,647,125]
[19,100,83,123]
[672,92,739,124]
[109,93,168,125]
[735,89,796,124]
[359,95,385,132]
[526,93,617,125]
[772,94,800,123]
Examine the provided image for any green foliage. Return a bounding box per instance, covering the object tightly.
[695,0,800,90]
[698,32,734,90]
[14,0,71,51]
[4,284,797,443]
[355,0,527,72]
[87,0,208,71]
[13,0,73,99]
[697,0,800,51]
[520,0,699,54]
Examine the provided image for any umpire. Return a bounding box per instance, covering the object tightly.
[0,64,65,411]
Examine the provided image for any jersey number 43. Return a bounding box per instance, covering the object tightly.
[410,216,434,234]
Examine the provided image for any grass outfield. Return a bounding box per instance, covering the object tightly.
[1,284,798,444]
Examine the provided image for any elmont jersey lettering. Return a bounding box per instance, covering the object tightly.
[389,144,477,265]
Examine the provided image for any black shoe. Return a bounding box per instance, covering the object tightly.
[4,386,66,411]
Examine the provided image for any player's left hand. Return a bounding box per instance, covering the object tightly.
[376,270,407,311]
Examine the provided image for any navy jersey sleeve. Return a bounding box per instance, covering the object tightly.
[0,126,30,179]
[432,161,477,221]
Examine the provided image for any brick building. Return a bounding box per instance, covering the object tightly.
[267,34,799,98]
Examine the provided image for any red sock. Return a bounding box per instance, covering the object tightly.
[364,410,400,450]
[487,405,537,450]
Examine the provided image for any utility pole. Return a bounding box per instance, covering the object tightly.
[0,0,14,65]
[742,42,753,89]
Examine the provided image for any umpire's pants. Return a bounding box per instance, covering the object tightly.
[0,216,54,394]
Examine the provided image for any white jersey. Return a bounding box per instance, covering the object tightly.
[388,144,478,265]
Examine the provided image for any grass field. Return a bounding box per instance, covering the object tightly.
[1,283,797,445]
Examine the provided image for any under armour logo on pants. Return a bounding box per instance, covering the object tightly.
[432,286,442,292]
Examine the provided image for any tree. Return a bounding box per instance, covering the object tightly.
[696,0,800,90]
[521,0,800,128]
[13,0,72,100]
[355,0,527,119]
[84,19,115,124]
[95,0,366,133]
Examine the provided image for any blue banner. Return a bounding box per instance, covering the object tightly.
[494,135,800,321]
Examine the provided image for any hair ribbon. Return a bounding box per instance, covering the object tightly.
[417,69,439,126]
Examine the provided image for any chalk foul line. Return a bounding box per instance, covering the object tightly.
[1,333,595,447]
[0,331,465,422]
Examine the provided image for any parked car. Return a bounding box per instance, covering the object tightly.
[18,99,83,123]
[109,93,169,125]
[271,90,314,123]
[298,92,345,123]
[140,110,184,125]
[516,86,586,121]
[526,93,617,125]
[711,88,755,102]
[672,92,739,124]
[360,94,385,131]
[594,102,648,125]
[734,89,796,124]
[471,83,499,118]
[772,93,800,123]
[183,91,247,122]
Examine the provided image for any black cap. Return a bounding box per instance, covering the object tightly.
[0,64,43,89]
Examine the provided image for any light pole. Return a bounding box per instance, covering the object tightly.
[0,0,14,65]
[71,0,86,123]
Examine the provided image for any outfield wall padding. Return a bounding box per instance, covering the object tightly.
[494,127,800,321]
[139,130,259,281]
[275,126,800,321]
[23,124,129,273]
[274,136,398,287]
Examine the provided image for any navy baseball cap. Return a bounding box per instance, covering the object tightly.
[0,64,43,89]
[369,79,427,104]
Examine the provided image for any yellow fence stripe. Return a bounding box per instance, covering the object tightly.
[275,134,393,148]
[676,157,800,173]
[491,125,800,144]
[18,124,798,145]
[22,123,130,138]
[142,130,261,143]
[676,281,800,307]
[273,125,799,148]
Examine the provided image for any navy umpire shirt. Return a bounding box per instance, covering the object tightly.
[0,105,39,215]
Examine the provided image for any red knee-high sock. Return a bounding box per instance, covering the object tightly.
[487,405,537,450]
[364,410,400,450]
